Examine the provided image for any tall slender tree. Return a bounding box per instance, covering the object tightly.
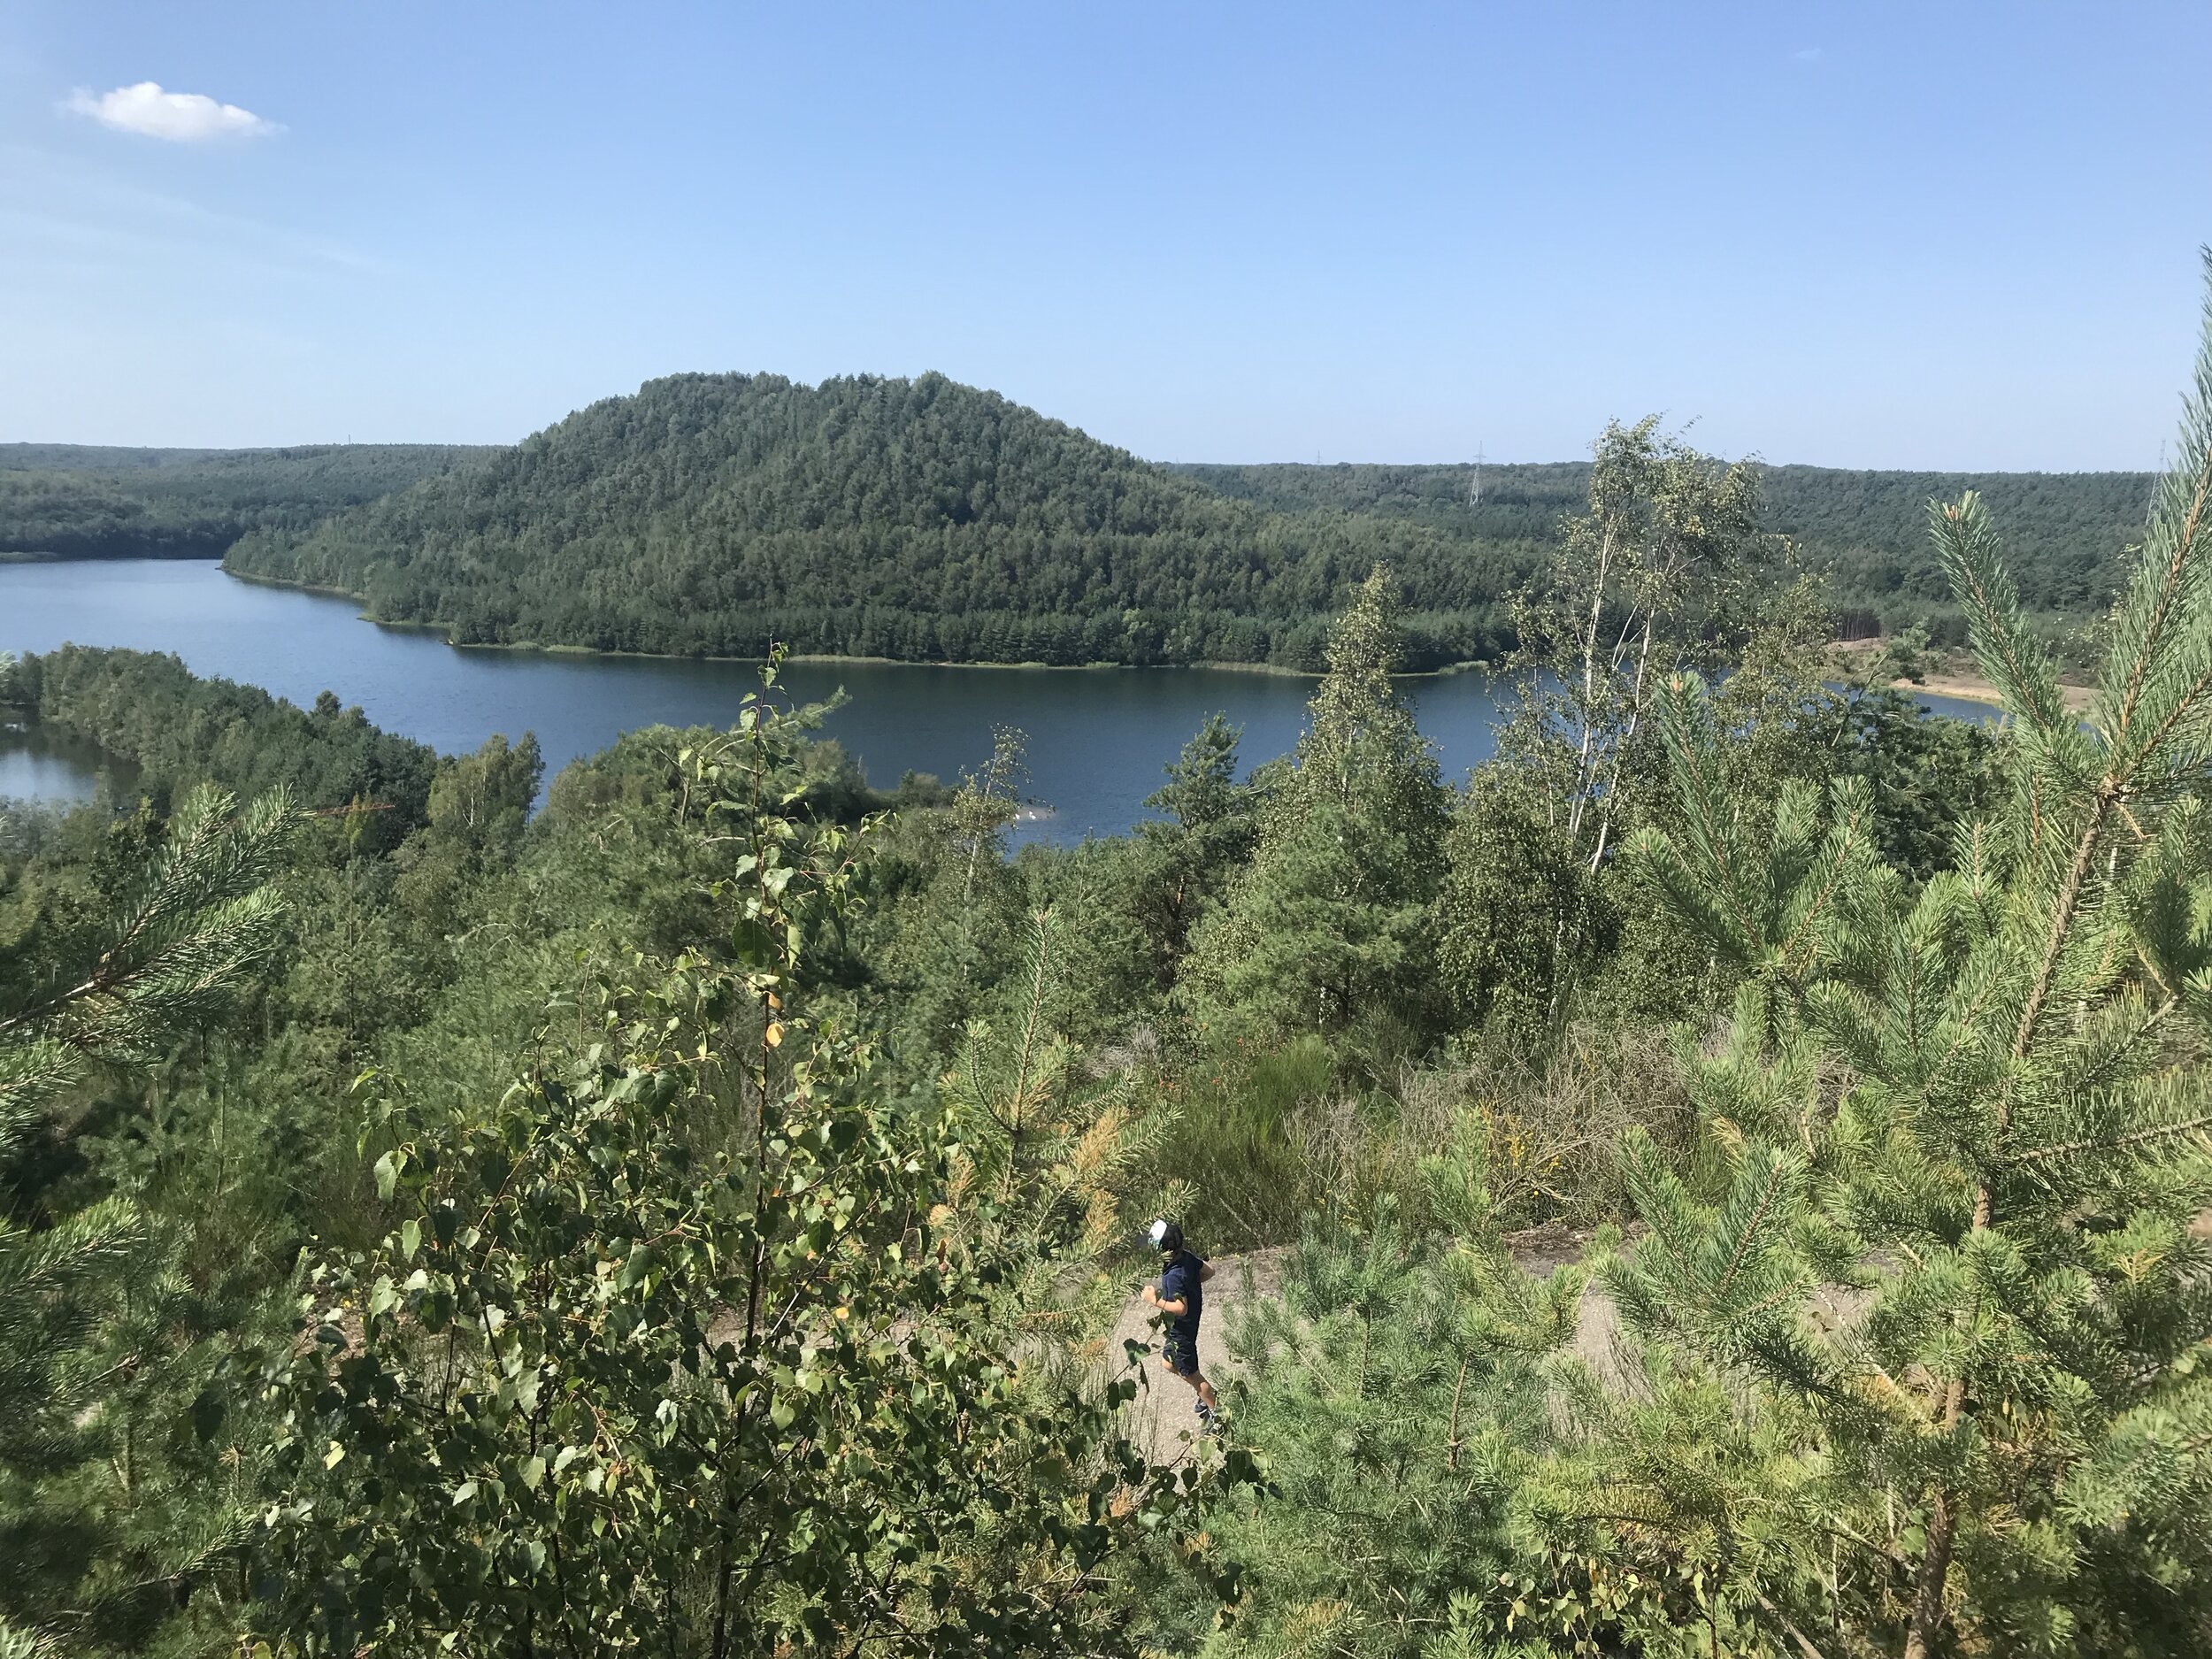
[1444,422,1817,1044]
[1182,568,1449,1040]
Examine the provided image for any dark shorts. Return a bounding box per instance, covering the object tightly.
[1163,1333,1202,1378]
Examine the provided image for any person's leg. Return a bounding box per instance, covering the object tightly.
[1161,1347,1219,1417]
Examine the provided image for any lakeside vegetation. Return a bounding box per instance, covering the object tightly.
[6,284,2212,1655]
[0,443,492,560]
[1179,457,2155,648]
[8,395,2151,673]
[222,372,1517,670]
[207,372,2148,671]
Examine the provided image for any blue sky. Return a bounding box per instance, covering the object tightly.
[4,2,2208,467]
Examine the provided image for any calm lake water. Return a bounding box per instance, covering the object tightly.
[1,560,1998,842]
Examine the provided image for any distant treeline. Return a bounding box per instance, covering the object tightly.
[13,382,2154,664]
[1178,460,2156,641]
[0,442,493,559]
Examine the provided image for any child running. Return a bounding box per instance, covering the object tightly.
[1141,1217,1219,1432]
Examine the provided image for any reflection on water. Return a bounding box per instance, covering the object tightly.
[0,559,2001,841]
[0,725,134,806]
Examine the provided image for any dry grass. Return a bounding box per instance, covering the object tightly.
[1295,1021,1696,1231]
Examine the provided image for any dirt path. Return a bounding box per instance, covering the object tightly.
[1102,1227,1617,1463]
[1103,1248,1290,1464]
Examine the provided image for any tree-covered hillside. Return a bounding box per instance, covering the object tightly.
[224,373,1520,669]
[1179,458,2155,638]
[0,443,492,559]
[24,382,2154,663]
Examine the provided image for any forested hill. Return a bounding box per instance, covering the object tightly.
[0,442,493,560]
[225,373,2155,667]
[1178,460,2156,634]
[223,373,1511,669]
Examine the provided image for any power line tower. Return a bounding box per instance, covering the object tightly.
[1468,444,1485,508]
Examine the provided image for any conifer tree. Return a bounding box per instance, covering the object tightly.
[0,783,295,1653]
[881,725,1033,1051]
[1133,712,1261,972]
[1611,261,2212,1655]
[1182,568,1448,1039]
[939,907,1186,1361]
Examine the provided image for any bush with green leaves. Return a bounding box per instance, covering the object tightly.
[248,677,1242,1657]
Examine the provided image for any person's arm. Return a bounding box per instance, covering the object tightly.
[1145,1264,1190,1316]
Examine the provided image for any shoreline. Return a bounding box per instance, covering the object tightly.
[1827,639,2093,714]
[219,562,1496,680]
[1898,672,2095,714]
[42,561,2077,710]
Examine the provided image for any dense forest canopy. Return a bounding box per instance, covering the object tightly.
[0,442,493,560]
[4,646,444,853]
[1179,458,2156,637]
[10,264,2212,1653]
[207,372,2153,668]
[221,373,1517,669]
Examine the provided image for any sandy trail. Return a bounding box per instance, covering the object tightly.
[1102,1248,1290,1464]
[1102,1227,1617,1464]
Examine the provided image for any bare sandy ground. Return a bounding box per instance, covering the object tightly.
[1909,670,2095,714]
[1103,1248,1291,1466]
[1102,1226,1620,1464]
[1827,639,2096,714]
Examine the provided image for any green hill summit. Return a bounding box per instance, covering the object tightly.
[224,373,1489,668]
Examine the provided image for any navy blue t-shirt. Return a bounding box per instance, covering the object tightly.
[1159,1250,1205,1346]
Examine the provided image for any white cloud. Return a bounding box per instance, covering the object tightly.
[65,81,280,143]
[1793,47,1824,62]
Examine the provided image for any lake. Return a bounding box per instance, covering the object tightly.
[0,559,2000,842]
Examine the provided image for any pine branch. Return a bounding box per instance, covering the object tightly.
[1932,492,2068,741]
[2008,1110,2212,1170]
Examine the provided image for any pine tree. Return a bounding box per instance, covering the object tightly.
[1182,568,1448,1040]
[1610,261,2212,1655]
[879,725,1033,1052]
[0,783,295,1653]
[1133,712,1261,973]
[938,907,1186,1362]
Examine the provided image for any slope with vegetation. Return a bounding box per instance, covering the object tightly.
[222,373,1517,670]
[0,443,492,560]
[7,279,2212,1656]
[1179,457,2156,642]
[224,371,2151,670]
